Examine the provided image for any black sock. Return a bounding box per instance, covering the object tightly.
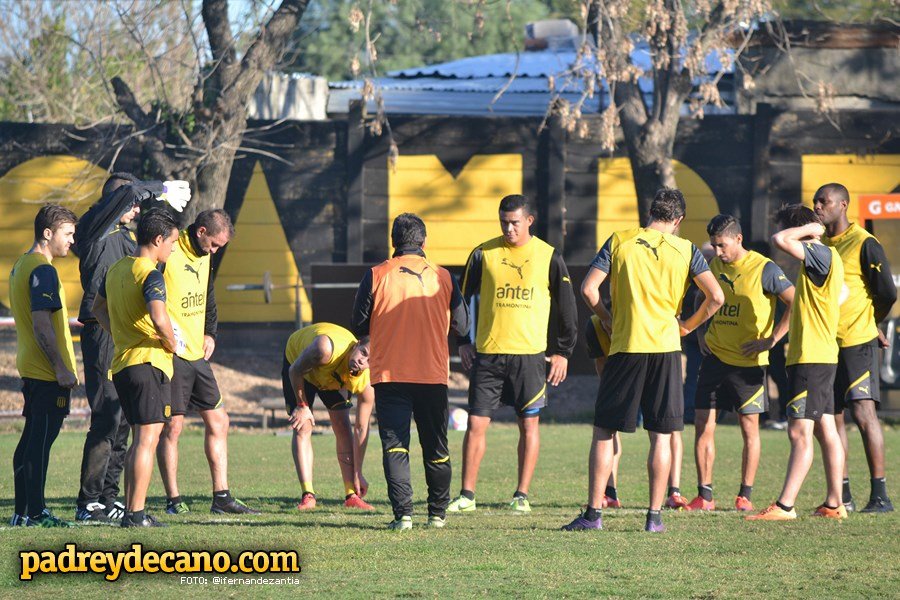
[776,501,793,512]
[605,486,618,501]
[842,478,852,503]
[667,486,681,497]
[871,477,887,499]
[584,506,602,521]
[127,509,146,521]
[460,489,475,501]
[739,484,753,500]
[167,495,182,506]
[513,490,527,500]
[647,510,662,525]
[699,484,713,501]
[213,489,233,505]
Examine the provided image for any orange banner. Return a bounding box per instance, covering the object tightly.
[858,194,900,220]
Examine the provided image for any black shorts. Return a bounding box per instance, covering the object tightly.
[786,364,836,421]
[594,352,683,433]
[694,354,767,415]
[468,352,547,418]
[281,357,352,412]
[171,356,223,415]
[833,339,881,412]
[112,364,172,426]
[21,378,71,418]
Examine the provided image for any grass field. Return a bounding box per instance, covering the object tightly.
[0,423,898,598]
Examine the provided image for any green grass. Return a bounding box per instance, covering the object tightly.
[0,424,898,598]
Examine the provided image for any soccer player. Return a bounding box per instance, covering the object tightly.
[74,173,190,522]
[156,209,259,515]
[563,188,724,533]
[9,205,79,527]
[352,213,469,530]
[448,194,577,514]
[283,323,374,511]
[748,205,847,521]
[689,214,794,512]
[816,183,896,513]
[93,209,179,527]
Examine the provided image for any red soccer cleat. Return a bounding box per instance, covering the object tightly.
[296,493,317,511]
[344,494,374,511]
[686,496,716,511]
[664,494,689,510]
[734,496,754,512]
[602,496,622,509]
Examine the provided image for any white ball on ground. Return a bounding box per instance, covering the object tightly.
[449,408,468,431]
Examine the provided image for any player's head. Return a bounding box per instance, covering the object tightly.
[349,335,370,375]
[775,204,822,240]
[706,214,744,263]
[193,209,234,255]
[102,172,142,225]
[391,213,426,250]
[34,204,77,258]
[648,188,686,227]
[498,194,534,247]
[812,183,849,227]
[137,208,179,263]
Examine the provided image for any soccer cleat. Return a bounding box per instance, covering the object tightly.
[9,514,27,526]
[812,504,848,519]
[561,513,603,531]
[166,500,190,515]
[296,493,317,511]
[843,499,857,513]
[686,496,716,511]
[734,496,754,512]
[427,515,446,529]
[27,509,72,528]
[602,496,622,509]
[859,497,894,513]
[644,519,666,533]
[447,495,476,513]
[211,498,261,515]
[386,515,413,531]
[509,497,532,514]
[76,502,112,522]
[664,494,689,510]
[121,513,166,528]
[746,503,797,521]
[344,494,374,511]
[106,501,126,520]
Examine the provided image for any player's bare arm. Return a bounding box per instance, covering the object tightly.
[353,384,375,497]
[287,335,334,430]
[147,299,177,354]
[771,222,826,260]
[91,294,112,333]
[31,310,77,388]
[679,270,724,335]
[581,266,612,334]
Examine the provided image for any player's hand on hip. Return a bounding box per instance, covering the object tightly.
[677,318,691,337]
[877,329,890,349]
[202,335,216,360]
[459,343,476,371]
[159,180,192,212]
[740,336,774,357]
[288,405,314,431]
[546,354,568,386]
[56,368,77,389]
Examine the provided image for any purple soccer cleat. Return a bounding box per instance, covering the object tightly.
[644,519,666,533]
[561,514,603,531]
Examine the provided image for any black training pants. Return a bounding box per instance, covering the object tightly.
[375,382,451,520]
[13,389,65,518]
[77,322,130,508]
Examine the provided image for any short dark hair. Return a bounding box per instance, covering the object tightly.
[707,214,742,237]
[814,183,850,205]
[357,335,370,347]
[649,188,686,222]
[34,204,78,240]
[102,172,139,197]
[775,204,821,230]
[194,209,234,238]
[391,213,426,248]
[498,194,532,216]
[137,208,178,246]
